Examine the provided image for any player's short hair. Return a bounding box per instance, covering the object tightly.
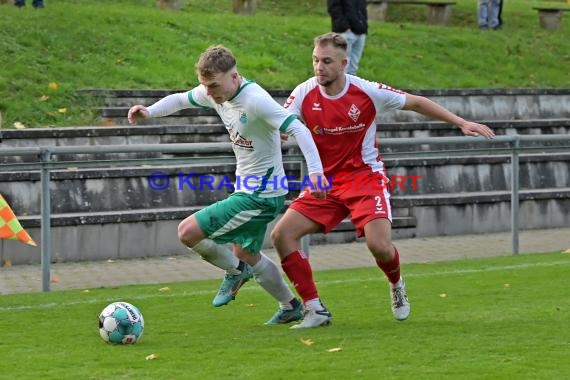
[314,32,348,52]
[195,45,237,79]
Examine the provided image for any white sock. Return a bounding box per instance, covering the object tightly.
[306,298,324,311]
[190,239,240,275]
[252,252,296,308]
[390,277,404,289]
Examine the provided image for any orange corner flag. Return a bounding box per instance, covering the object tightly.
[0,194,37,247]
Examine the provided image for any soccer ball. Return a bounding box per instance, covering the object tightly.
[98,301,144,344]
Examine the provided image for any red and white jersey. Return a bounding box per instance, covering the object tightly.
[284,75,406,176]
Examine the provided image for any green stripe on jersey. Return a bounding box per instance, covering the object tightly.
[188,91,211,109]
[279,114,298,133]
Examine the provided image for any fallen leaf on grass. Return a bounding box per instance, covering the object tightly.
[439,293,447,298]
[145,353,159,360]
[48,82,58,90]
[503,283,510,288]
[13,122,26,129]
[300,338,314,346]
[39,95,50,101]
[245,304,256,307]
[158,287,171,292]
[327,347,342,352]
[563,248,570,254]
[58,108,67,114]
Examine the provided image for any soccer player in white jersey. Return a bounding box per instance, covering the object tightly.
[127,45,329,325]
[271,33,496,328]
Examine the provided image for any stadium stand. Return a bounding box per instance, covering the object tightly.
[1,88,569,264]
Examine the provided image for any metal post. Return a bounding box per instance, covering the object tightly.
[511,136,520,255]
[40,149,52,291]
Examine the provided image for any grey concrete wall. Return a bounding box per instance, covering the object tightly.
[413,198,570,237]
[3,154,568,214]
[0,220,184,265]
[378,93,570,123]
[90,89,570,125]
[2,196,567,265]
[3,120,569,165]
[387,155,570,195]
[2,89,568,264]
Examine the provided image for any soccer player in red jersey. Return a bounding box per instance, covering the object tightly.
[271,32,495,328]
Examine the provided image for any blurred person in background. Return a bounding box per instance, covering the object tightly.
[478,0,502,30]
[15,0,44,8]
[327,0,368,75]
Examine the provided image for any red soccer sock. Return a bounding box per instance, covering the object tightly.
[375,245,401,284]
[281,250,319,303]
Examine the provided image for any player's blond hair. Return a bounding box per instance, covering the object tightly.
[314,32,348,52]
[195,45,237,79]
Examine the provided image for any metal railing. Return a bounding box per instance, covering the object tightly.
[2,134,570,291]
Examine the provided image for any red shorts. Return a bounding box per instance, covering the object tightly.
[289,171,392,238]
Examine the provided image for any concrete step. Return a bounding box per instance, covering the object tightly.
[392,188,570,236]
[15,207,416,230]
[385,152,570,195]
[81,88,570,123]
[2,153,569,214]
[99,100,570,127]
[2,208,417,264]
[3,119,570,162]
[392,187,570,207]
[4,188,569,264]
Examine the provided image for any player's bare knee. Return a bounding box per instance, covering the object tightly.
[177,220,195,246]
[366,240,392,260]
[270,226,285,246]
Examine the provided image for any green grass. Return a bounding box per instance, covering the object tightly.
[0,0,568,129]
[0,252,569,379]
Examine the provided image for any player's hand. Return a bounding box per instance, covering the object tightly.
[127,105,150,125]
[308,173,329,199]
[459,121,495,140]
[280,133,289,145]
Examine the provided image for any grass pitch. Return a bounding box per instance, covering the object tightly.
[1,0,568,128]
[0,252,568,379]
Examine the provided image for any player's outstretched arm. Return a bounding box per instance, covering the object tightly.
[402,94,495,140]
[128,92,191,125]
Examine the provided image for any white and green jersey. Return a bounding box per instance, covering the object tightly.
[189,79,290,197]
[147,78,322,198]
